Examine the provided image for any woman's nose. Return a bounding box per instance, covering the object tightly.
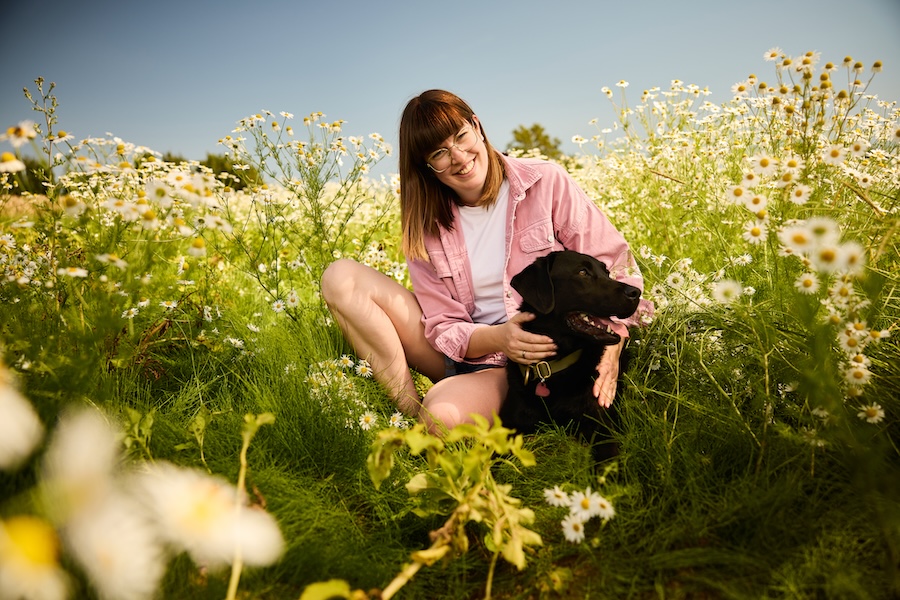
[448,144,468,162]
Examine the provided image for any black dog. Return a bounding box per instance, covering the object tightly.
[499,250,641,462]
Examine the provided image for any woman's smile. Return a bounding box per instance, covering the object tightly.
[456,159,475,176]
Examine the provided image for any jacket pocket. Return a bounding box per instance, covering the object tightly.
[429,250,452,278]
[517,219,555,253]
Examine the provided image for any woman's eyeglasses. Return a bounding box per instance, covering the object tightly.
[426,124,479,173]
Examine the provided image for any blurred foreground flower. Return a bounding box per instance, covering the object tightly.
[0,364,44,471]
[135,462,284,568]
[0,152,26,173]
[63,493,166,600]
[0,515,69,600]
[41,408,121,523]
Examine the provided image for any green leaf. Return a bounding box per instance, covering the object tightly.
[366,430,404,490]
[405,425,443,455]
[298,579,352,600]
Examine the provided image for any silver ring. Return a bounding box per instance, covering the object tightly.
[522,350,526,359]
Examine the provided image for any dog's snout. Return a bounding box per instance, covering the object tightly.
[623,285,641,300]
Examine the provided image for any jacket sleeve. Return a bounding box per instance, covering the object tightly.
[406,256,502,365]
[547,164,655,334]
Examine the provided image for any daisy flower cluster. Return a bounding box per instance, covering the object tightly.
[359,240,407,283]
[543,485,615,544]
[304,355,411,432]
[0,126,236,328]
[0,391,284,600]
[774,215,890,401]
[576,49,896,445]
[210,110,400,324]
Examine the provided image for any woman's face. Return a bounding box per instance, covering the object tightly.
[428,117,487,206]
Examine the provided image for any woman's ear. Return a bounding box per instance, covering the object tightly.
[471,115,484,140]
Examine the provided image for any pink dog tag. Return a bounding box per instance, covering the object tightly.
[535,381,550,397]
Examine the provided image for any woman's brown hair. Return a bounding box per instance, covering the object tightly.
[399,89,505,260]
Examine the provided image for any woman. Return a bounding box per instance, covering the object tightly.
[321,89,652,433]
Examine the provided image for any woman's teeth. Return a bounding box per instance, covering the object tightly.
[458,160,474,175]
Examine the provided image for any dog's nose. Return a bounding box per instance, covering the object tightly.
[623,285,641,300]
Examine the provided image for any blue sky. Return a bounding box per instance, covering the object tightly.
[4,0,899,179]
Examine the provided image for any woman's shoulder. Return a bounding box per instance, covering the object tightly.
[502,154,573,193]
[502,154,570,185]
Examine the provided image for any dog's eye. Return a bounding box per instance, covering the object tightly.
[578,268,590,277]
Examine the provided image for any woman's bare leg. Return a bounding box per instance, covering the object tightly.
[321,259,446,416]
[419,367,507,434]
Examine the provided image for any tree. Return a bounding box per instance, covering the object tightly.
[200,152,259,191]
[507,123,562,159]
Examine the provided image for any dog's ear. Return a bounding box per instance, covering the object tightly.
[511,253,556,313]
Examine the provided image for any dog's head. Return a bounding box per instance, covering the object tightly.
[511,250,641,346]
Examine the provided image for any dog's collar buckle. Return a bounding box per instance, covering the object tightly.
[520,349,583,387]
[533,360,552,382]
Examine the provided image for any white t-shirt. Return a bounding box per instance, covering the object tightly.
[457,180,510,325]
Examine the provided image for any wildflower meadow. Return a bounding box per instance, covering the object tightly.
[1,49,898,600]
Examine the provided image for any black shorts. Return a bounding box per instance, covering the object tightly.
[444,356,502,378]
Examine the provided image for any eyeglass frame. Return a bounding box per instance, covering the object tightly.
[425,121,480,174]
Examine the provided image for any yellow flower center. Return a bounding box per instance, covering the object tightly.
[1,152,16,162]
[0,516,60,567]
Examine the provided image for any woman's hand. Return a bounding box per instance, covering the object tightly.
[469,312,556,364]
[504,312,557,364]
[593,338,625,408]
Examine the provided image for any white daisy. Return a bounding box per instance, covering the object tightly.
[64,492,166,600]
[794,273,819,294]
[0,515,70,600]
[856,403,884,424]
[561,513,586,544]
[135,462,284,568]
[712,279,743,304]
[543,486,570,508]
[0,375,44,471]
[358,411,377,431]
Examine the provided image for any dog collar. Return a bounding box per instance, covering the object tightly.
[519,349,583,386]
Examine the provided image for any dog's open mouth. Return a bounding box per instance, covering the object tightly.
[565,312,621,345]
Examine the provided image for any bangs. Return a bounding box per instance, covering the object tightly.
[402,98,472,164]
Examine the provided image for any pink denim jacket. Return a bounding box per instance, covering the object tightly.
[407,155,654,366]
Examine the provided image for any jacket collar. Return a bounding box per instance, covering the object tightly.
[499,154,542,201]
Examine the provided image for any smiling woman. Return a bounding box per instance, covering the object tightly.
[320,89,652,436]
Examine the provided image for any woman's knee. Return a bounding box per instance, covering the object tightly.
[321,259,360,307]
[419,401,462,435]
